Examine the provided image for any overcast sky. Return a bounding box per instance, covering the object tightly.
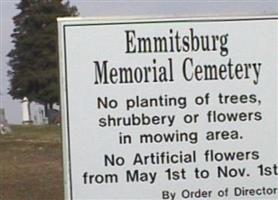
[0,0,277,124]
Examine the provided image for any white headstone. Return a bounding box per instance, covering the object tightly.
[22,97,32,124]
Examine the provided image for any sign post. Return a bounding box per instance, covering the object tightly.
[58,16,278,199]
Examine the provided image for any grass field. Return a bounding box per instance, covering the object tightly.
[0,125,64,200]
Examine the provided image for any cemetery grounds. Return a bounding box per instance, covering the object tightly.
[0,125,64,200]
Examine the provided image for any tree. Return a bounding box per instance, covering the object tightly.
[7,0,78,115]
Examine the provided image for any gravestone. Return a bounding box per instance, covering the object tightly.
[21,97,32,124]
[0,108,11,135]
[34,107,45,125]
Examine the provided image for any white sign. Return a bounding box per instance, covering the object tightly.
[58,16,278,200]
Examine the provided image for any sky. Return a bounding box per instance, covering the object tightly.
[0,0,277,124]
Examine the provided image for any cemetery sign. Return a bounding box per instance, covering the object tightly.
[58,16,278,199]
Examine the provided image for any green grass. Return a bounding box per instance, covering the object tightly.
[0,125,64,200]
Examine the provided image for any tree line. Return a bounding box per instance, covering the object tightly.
[8,0,78,117]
